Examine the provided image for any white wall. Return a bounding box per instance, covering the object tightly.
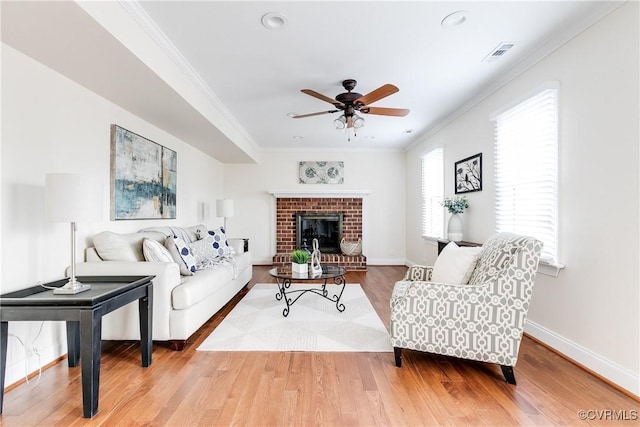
[224,150,406,265]
[406,3,639,395]
[1,44,226,387]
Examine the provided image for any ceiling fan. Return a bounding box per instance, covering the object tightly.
[292,79,410,130]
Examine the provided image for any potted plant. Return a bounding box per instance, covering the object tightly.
[291,249,310,274]
[441,196,469,241]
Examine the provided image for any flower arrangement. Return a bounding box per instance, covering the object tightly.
[441,196,469,214]
[290,249,310,264]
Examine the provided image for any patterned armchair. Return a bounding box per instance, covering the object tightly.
[390,233,543,384]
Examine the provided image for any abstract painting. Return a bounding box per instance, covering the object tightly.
[455,152,482,194]
[110,125,177,220]
[299,161,344,184]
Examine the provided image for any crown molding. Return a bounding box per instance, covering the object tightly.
[406,1,625,152]
[117,0,258,151]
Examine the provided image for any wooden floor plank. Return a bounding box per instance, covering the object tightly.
[1,265,637,426]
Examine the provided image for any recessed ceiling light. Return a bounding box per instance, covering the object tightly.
[293,135,304,140]
[441,11,469,29]
[261,12,287,30]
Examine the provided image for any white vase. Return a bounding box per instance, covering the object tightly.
[447,213,464,241]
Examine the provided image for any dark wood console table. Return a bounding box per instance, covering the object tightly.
[0,275,154,418]
[437,239,482,255]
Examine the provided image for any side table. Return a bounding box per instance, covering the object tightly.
[437,239,482,255]
[0,275,154,418]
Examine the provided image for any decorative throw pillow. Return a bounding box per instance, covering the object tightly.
[172,236,197,274]
[431,242,482,285]
[187,238,221,267]
[142,238,173,263]
[467,236,521,285]
[164,235,195,276]
[195,227,230,257]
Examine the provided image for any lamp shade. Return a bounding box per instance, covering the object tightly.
[216,199,234,218]
[45,173,103,223]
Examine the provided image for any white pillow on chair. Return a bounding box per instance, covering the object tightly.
[431,242,482,285]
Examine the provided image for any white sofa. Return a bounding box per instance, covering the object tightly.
[74,225,252,350]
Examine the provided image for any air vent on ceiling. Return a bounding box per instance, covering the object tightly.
[483,42,515,62]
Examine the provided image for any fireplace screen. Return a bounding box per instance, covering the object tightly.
[296,212,343,254]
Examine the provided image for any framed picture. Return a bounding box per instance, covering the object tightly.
[110,125,177,220]
[299,161,344,184]
[455,153,482,194]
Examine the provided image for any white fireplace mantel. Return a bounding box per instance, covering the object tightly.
[268,189,371,198]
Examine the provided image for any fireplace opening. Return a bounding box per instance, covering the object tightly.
[296,212,343,254]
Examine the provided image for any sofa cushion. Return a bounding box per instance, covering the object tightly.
[93,231,166,262]
[172,266,234,310]
[143,238,173,263]
[165,236,194,276]
[431,242,482,285]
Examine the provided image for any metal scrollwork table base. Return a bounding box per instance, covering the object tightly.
[268,265,347,317]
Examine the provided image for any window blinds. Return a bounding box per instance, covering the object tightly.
[494,87,559,264]
[421,147,444,239]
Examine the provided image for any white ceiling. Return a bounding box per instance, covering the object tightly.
[1,1,622,162]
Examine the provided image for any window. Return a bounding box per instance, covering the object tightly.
[421,147,444,239]
[492,84,559,265]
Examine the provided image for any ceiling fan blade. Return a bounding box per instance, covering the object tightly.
[361,106,410,117]
[292,110,339,118]
[354,84,399,106]
[301,89,344,107]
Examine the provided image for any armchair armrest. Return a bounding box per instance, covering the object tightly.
[402,265,433,281]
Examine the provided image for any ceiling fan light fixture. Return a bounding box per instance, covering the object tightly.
[334,115,347,130]
[352,114,365,128]
[261,12,287,30]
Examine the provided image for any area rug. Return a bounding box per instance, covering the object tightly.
[197,283,393,352]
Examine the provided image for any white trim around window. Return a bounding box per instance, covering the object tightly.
[421,147,444,240]
[492,82,563,271]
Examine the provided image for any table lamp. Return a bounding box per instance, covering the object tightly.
[216,199,234,233]
[45,173,103,294]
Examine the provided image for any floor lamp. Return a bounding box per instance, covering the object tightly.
[216,199,234,233]
[45,173,103,294]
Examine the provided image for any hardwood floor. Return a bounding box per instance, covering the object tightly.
[1,266,637,426]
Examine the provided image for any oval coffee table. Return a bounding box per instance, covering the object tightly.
[268,265,347,317]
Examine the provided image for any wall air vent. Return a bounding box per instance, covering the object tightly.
[483,42,515,62]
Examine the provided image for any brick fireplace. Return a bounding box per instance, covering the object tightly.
[271,195,367,270]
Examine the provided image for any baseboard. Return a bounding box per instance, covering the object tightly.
[525,320,640,398]
[4,341,67,389]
